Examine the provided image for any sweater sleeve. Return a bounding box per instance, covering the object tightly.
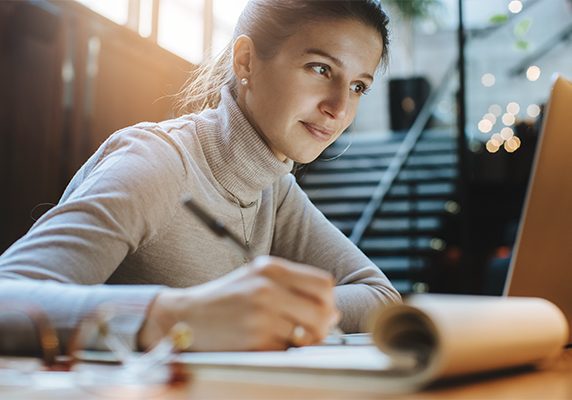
[0,125,188,284]
[271,174,401,333]
[0,126,186,355]
[0,278,163,355]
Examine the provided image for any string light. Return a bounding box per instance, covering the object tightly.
[507,102,520,115]
[488,104,502,117]
[478,119,493,133]
[527,104,541,118]
[526,66,541,81]
[486,140,500,153]
[491,133,504,147]
[504,136,521,152]
[501,127,514,140]
[483,113,497,124]
[481,73,496,87]
[502,113,516,126]
[508,0,523,14]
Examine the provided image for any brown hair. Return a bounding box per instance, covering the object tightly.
[177,0,390,114]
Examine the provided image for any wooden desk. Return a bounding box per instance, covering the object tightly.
[2,350,571,399]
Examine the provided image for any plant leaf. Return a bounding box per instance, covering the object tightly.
[514,18,532,37]
[515,39,529,50]
[385,0,440,19]
[489,14,508,24]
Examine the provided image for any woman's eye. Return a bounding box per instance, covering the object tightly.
[311,65,330,76]
[350,82,370,96]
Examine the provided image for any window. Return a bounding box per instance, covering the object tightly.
[75,0,129,25]
[74,0,248,64]
[157,0,203,63]
[212,0,249,56]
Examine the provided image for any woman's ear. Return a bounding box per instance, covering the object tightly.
[232,35,255,80]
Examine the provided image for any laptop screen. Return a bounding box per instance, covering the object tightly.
[504,75,572,343]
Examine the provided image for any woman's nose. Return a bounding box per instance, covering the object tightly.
[319,85,349,121]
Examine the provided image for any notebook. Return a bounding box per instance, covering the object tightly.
[504,75,572,344]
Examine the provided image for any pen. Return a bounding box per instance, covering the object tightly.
[183,196,254,261]
[182,196,346,345]
[329,326,347,345]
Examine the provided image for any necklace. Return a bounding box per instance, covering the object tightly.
[229,194,259,263]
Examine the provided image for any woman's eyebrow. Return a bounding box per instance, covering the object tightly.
[302,47,374,82]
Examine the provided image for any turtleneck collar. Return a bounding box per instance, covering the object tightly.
[199,85,294,205]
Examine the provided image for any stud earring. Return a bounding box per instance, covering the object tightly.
[240,77,248,86]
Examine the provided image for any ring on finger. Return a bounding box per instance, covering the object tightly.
[289,325,306,347]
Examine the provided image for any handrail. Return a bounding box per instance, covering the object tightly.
[349,62,457,245]
[348,0,549,245]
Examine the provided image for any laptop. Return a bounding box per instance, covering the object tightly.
[504,75,572,344]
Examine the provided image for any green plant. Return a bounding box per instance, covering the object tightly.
[384,0,441,20]
[383,0,442,75]
[489,13,533,51]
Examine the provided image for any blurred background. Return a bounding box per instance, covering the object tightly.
[1,0,571,295]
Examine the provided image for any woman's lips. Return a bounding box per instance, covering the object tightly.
[301,122,334,142]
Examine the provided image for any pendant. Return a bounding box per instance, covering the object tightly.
[243,240,250,264]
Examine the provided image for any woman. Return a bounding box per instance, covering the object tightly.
[0,0,400,354]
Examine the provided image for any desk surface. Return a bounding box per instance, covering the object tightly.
[2,350,571,399]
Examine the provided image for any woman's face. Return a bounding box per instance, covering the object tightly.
[238,18,384,164]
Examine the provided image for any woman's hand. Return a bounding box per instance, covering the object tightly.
[139,256,340,351]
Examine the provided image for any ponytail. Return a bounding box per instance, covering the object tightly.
[176,41,234,114]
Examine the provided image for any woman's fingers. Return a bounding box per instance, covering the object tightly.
[142,256,339,351]
[247,256,338,343]
[257,276,334,341]
[251,256,335,305]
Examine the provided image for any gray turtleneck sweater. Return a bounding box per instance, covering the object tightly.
[0,87,400,354]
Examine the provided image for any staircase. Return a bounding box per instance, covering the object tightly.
[298,128,459,294]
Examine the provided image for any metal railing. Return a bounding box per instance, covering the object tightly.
[349,62,458,245]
